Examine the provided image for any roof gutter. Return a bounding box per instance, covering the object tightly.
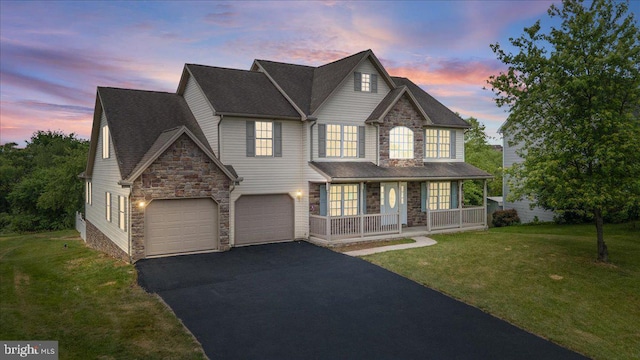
[216,112,301,121]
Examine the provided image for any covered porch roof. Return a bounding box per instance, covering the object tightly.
[309,161,493,182]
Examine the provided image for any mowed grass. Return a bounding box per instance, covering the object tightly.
[0,230,205,360]
[364,223,640,360]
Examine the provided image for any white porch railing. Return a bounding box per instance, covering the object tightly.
[429,206,485,230]
[75,211,86,241]
[309,213,400,240]
[462,207,485,227]
[310,206,486,241]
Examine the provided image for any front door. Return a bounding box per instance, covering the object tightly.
[381,182,407,226]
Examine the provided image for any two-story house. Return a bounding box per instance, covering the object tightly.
[81,50,492,262]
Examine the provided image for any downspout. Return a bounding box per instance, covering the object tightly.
[217,114,224,158]
[124,186,133,263]
[309,119,317,162]
[375,124,380,166]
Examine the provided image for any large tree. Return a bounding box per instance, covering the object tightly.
[2,131,88,232]
[463,117,502,206]
[488,0,640,262]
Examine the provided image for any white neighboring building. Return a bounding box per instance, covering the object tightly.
[501,128,556,223]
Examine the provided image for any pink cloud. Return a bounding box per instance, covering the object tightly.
[385,58,505,88]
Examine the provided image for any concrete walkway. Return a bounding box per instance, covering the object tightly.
[343,236,437,256]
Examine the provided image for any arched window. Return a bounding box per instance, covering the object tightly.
[390,126,414,159]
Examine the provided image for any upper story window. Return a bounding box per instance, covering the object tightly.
[255,121,273,156]
[246,121,282,157]
[318,124,365,159]
[354,72,377,93]
[102,125,110,159]
[425,129,452,158]
[390,126,414,159]
[327,124,358,158]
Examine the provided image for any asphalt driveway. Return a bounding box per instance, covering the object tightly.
[136,241,587,360]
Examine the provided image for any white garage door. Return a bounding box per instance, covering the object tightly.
[146,198,218,256]
[235,194,294,246]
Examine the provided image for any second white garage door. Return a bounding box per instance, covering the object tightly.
[234,194,294,246]
[146,198,218,256]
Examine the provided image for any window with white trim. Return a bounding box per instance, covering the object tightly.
[85,180,92,205]
[390,126,414,159]
[118,196,126,231]
[425,129,451,158]
[102,125,110,159]
[326,124,358,158]
[255,121,273,156]
[428,182,451,210]
[329,184,359,217]
[105,192,112,222]
[361,73,371,92]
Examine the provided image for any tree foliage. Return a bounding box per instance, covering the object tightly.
[463,117,502,206]
[488,0,640,261]
[0,131,89,232]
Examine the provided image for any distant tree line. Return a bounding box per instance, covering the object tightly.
[0,131,88,233]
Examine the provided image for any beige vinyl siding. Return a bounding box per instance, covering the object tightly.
[456,129,464,160]
[85,112,130,254]
[183,75,219,156]
[220,117,308,243]
[502,131,555,223]
[312,60,390,162]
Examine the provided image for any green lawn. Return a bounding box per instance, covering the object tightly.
[0,230,205,360]
[364,222,640,360]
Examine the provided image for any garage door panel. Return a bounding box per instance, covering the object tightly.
[146,198,218,256]
[235,194,294,246]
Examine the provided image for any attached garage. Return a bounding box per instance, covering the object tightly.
[234,194,294,246]
[146,198,218,256]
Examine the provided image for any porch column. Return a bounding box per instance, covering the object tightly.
[360,182,365,238]
[426,181,431,232]
[459,180,463,228]
[326,183,331,241]
[398,181,402,235]
[483,179,488,229]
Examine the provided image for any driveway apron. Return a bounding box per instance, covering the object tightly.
[136,241,587,360]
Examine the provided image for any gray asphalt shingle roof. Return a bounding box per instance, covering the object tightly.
[186,64,300,119]
[392,77,470,128]
[254,60,315,115]
[309,161,492,181]
[97,87,213,180]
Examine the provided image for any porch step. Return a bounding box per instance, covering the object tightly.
[343,236,437,257]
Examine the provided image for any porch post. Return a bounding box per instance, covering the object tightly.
[360,182,365,238]
[398,181,402,235]
[326,183,331,241]
[459,181,463,228]
[483,179,488,229]
[426,181,431,232]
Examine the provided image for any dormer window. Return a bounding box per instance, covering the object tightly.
[354,72,377,93]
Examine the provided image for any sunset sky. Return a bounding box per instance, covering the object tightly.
[2,1,637,146]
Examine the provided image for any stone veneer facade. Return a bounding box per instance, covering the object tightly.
[85,220,130,262]
[378,96,426,168]
[129,134,231,261]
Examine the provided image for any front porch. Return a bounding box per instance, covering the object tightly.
[309,206,486,245]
